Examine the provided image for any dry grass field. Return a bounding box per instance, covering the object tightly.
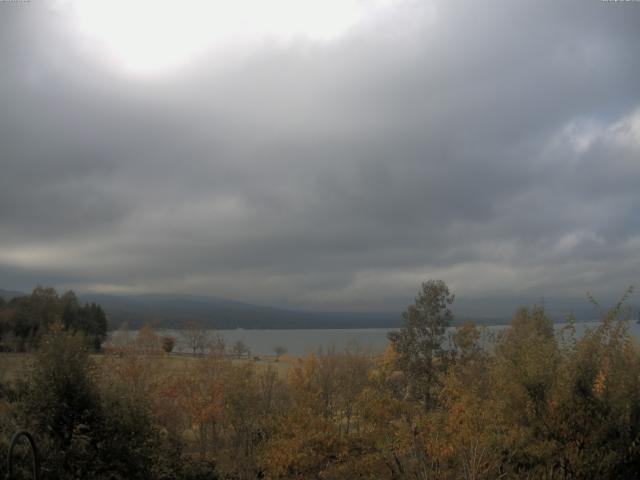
[0,353,31,384]
[0,351,296,387]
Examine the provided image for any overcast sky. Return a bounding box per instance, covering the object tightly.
[1,0,639,310]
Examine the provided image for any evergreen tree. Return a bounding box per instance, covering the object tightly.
[387,279,454,408]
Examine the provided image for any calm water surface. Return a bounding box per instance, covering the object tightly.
[111,321,640,356]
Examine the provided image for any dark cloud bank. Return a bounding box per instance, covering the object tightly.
[1,0,639,314]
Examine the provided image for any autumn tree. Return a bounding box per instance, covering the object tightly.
[171,354,228,461]
[161,335,176,353]
[135,324,162,355]
[437,322,500,479]
[260,348,381,478]
[541,290,640,478]
[263,351,344,477]
[451,320,484,362]
[490,306,561,475]
[220,364,263,476]
[480,291,640,479]
[110,321,132,352]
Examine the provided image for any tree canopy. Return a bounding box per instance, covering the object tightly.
[0,286,108,351]
[387,279,454,407]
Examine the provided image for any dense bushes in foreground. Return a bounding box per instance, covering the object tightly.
[1,281,639,479]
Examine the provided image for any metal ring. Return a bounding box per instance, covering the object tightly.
[6,430,40,480]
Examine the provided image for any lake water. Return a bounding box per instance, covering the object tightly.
[111,320,640,357]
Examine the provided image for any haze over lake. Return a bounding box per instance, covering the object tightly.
[112,321,640,356]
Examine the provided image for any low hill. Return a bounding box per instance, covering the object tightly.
[2,288,632,330]
[81,293,619,330]
[78,293,401,330]
[0,289,25,301]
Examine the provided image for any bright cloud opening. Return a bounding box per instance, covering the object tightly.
[65,0,396,75]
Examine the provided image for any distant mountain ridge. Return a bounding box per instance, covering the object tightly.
[78,293,401,330]
[2,288,634,330]
[79,293,620,330]
[0,289,25,301]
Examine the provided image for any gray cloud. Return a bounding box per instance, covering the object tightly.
[1,0,639,309]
